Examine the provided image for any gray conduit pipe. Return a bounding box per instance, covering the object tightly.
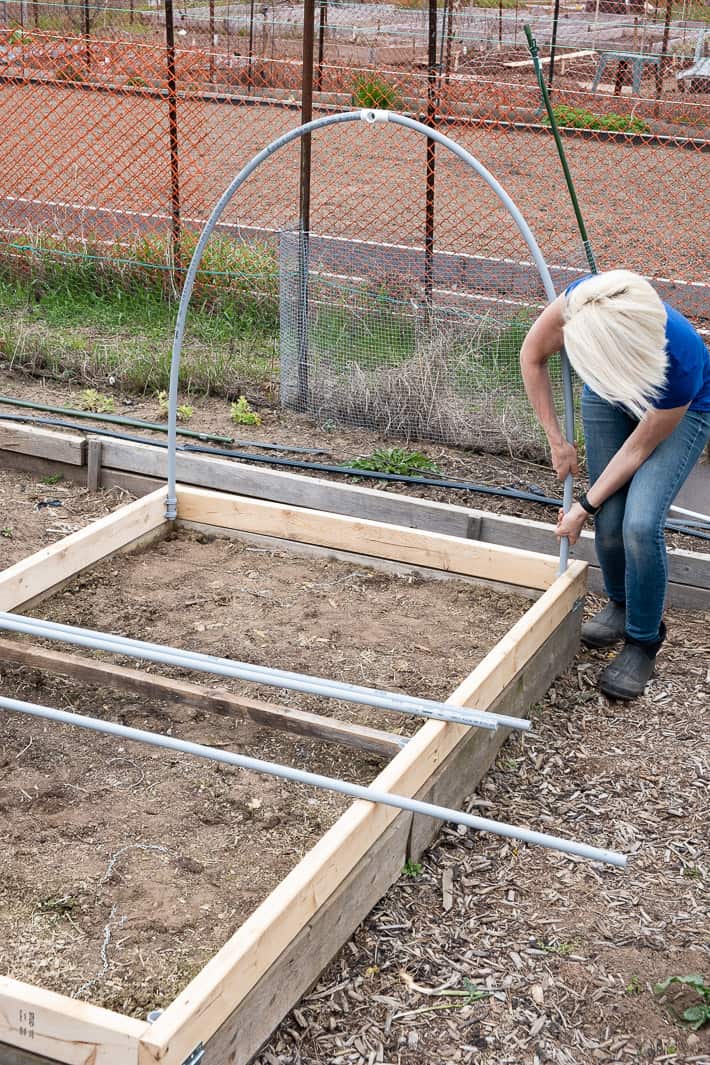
[0,693,626,868]
[165,108,576,573]
[0,611,531,732]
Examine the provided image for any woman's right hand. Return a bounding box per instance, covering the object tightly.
[550,440,580,481]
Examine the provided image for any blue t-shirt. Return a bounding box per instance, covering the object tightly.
[565,276,710,412]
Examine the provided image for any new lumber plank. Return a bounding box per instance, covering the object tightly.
[202,602,582,1065]
[0,976,146,1065]
[0,489,168,611]
[0,424,85,466]
[175,485,560,591]
[408,601,582,859]
[0,640,405,759]
[137,560,587,1065]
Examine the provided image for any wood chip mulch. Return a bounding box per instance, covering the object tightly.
[254,599,710,1065]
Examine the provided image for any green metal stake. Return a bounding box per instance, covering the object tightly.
[524,24,597,275]
[0,394,233,445]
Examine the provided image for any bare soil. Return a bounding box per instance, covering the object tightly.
[0,470,528,1018]
[0,468,132,567]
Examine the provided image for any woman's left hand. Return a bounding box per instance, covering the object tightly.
[556,502,589,546]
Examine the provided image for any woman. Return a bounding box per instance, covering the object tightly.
[520,269,710,700]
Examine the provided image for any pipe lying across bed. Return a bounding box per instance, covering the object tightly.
[0,611,527,732]
[0,692,627,868]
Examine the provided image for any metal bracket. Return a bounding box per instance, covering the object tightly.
[182,1044,205,1065]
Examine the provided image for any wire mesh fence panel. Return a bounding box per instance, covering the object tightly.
[278,228,587,456]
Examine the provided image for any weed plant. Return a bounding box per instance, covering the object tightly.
[348,447,441,477]
[156,390,194,421]
[654,975,710,1030]
[545,105,651,135]
[231,395,261,425]
[352,75,402,111]
[78,388,115,413]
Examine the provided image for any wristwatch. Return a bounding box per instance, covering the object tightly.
[578,492,601,516]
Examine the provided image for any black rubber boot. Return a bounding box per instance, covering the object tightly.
[581,601,626,649]
[598,623,667,701]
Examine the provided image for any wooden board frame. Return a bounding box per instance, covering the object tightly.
[0,483,587,1065]
[1,421,707,608]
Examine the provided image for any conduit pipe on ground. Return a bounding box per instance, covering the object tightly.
[0,612,531,732]
[0,692,626,868]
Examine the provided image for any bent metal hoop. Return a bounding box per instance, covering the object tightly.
[163,109,577,572]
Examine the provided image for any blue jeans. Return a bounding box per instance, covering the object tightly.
[582,390,710,642]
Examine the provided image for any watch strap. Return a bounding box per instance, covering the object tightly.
[578,492,600,516]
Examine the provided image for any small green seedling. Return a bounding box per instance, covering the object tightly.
[1,526,13,539]
[462,978,490,1004]
[156,390,194,422]
[348,447,440,477]
[231,395,261,426]
[40,474,63,486]
[78,388,115,413]
[538,940,575,957]
[654,975,710,1030]
[626,975,642,995]
[402,860,423,879]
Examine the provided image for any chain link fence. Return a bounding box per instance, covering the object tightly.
[0,2,708,453]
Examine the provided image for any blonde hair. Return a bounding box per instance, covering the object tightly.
[563,270,668,419]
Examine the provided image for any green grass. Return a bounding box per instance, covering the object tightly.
[309,300,416,370]
[0,236,280,397]
[545,105,651,135]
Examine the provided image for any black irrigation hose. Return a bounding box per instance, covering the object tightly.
[181,440,565,506]
[0,395,328,456]
[2,412,709,542]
